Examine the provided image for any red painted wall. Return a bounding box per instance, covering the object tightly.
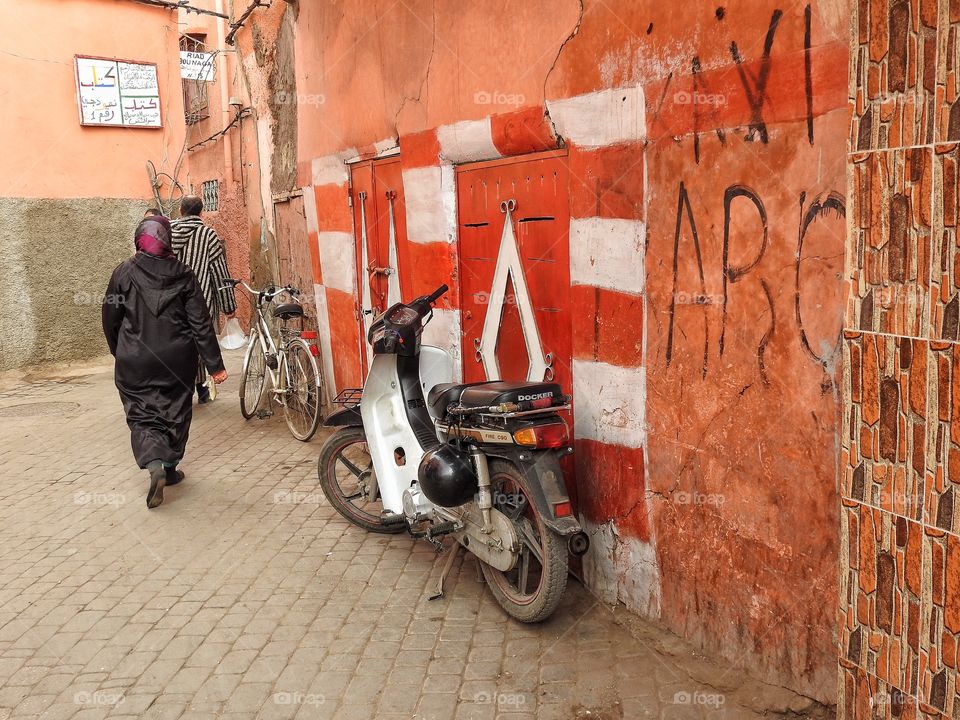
[282,0,850,701]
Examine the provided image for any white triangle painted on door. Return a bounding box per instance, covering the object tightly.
[478,200,549,382]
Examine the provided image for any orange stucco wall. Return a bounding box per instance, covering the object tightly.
[0,0,185,200]
[279,0,850,702]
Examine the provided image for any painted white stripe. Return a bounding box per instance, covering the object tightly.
[572,358,645,448]
[316,231,355,294]
[301,185,318,234]
[581,518,660,617]
[420,307,462,383]
[312,284,337,401]
[437,118,501,163]
[402,166,458,244]
[570,217,645,295]
[311,154,349,186]
[547,85,646,147]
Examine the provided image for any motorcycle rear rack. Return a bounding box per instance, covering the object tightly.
[448,403,571,419]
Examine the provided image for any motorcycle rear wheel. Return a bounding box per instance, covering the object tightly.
[478,459,568,623]
[317,426,405,534]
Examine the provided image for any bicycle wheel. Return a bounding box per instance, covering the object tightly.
[280,338,322,441]
[239,333,267,419]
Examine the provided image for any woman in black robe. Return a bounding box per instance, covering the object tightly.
[102,216,228,508]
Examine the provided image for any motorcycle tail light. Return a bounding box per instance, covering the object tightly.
[553,501,573,518]
[513,422,569,448]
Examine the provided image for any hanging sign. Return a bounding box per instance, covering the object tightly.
[180,51,215,82]
[75,56,162,128]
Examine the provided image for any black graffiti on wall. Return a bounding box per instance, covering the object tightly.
[679,5,817,163]
[665,183,845,385]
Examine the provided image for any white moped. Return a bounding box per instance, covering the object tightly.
[317,284,588,622]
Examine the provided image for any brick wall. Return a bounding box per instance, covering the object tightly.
[840,0,960,716]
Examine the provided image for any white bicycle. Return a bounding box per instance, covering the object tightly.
[221,279,323,441]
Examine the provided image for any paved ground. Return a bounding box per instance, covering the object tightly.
[0,352,829,720]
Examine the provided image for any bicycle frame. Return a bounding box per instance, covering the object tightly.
[247,301,294,404]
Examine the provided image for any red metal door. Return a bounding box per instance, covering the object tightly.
[350,157,408,369]
[456,150,571,395]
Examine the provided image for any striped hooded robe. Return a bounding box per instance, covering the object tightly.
[170,216,237,385]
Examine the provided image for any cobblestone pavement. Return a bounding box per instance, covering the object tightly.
[0,354,828,720]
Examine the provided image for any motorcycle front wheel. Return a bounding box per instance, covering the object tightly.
[479,459,569,623]
[317,426,405,534]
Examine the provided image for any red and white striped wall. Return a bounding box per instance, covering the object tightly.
[298,96,659,614]
[549,85,660,615]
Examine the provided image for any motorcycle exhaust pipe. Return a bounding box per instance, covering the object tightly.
[568,531,590,556]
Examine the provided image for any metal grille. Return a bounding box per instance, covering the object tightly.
[202,180,219,211]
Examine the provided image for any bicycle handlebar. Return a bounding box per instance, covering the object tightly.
[219,278,299,303]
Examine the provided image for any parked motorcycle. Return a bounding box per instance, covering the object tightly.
[316,284,588,622]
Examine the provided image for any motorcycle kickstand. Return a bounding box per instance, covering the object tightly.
[428,541,461,601]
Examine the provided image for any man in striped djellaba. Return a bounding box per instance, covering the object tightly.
[171,195,237,403]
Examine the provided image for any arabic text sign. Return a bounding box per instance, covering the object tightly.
[76,56,162,128]
[180,51,214,82]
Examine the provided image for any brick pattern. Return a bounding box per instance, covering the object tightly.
[934,144,960,340]
[842,333,930,522]
[846,4,960,716]
[848,149,932,338]
[920,528,960,716]
[850,0,937,151]
[936,2,960,143]
[839,498,923,697]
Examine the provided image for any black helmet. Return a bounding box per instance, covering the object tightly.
[417,444,478,507]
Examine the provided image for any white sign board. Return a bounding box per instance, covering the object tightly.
[180,51,215,82]
[75,56,162,128]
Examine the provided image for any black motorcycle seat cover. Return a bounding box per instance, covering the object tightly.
[428,381,563,414]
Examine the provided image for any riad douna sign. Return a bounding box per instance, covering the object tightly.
[180,51,214,82]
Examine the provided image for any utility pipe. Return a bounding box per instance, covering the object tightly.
[215,0,234,184]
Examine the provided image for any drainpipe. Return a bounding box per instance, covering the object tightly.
[215,0,234,184]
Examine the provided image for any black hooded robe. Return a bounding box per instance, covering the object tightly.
[102,253,225,469]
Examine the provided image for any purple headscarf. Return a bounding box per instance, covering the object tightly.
[134,216,175,259]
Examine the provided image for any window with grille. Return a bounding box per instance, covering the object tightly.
[202,180,219,211]
[180,34,209,125]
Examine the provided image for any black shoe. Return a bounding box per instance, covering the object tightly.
[197,388,211,404]
[146,461,166,509]
[165,467,185,486]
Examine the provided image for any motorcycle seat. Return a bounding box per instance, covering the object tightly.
[428,380,563,417]
[459,381,563,408]
[427,382,484,418]
[273,302,304,319]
